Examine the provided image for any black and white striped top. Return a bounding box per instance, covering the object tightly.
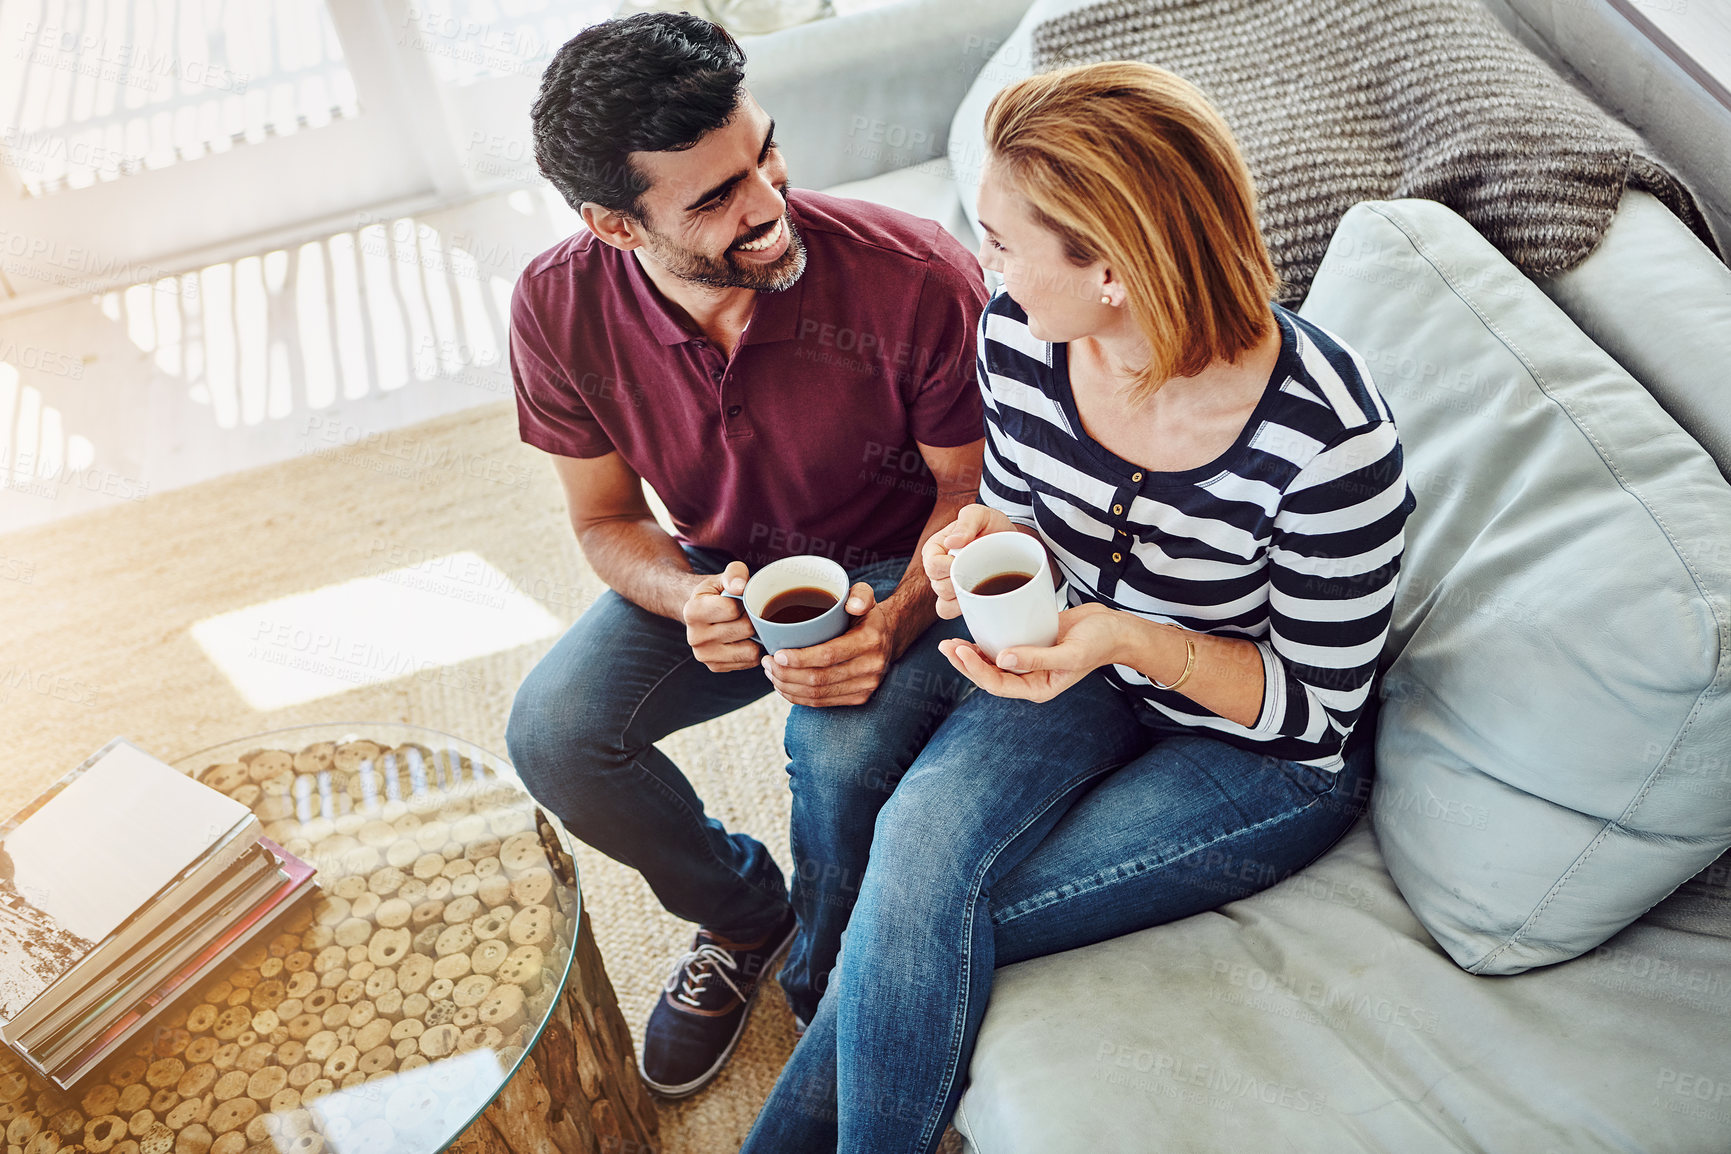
[977,291,1415,772]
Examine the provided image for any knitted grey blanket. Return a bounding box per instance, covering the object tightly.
[1031,0,1718,303]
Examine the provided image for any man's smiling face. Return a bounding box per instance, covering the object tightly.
[625,93,807,292]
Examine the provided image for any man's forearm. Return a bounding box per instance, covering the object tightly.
[877,490,974,656]
[575,517,704,620]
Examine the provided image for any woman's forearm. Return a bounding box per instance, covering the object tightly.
[1108,613,1265,728]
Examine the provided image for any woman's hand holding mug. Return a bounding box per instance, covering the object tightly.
[921,503,1019,619]
[941,602,1122,702]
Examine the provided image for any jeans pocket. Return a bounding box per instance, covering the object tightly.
[1279,760,1341,800]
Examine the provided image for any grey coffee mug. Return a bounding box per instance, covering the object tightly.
[723,555,852,652]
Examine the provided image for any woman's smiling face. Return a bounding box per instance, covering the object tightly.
[975,159,1112,344]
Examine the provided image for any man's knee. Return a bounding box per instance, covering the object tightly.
[784,707,906,800]
[505,654,622,795]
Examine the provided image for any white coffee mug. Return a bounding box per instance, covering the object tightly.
[951,531,1060,661]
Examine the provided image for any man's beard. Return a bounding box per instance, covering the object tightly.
[641,208,808,293]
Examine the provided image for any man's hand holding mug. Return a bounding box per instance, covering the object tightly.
[684,561,760,672]
[681,559,891,707]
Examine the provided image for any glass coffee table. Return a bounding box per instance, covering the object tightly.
[0,725,659,1154]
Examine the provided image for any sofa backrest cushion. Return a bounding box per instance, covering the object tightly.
[1298,199,1731,975]
[1536,189,1731,478]
[946,0,1089,243]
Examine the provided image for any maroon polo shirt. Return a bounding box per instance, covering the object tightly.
[509,189,987,570]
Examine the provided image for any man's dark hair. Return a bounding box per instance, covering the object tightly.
[531,13,747,220]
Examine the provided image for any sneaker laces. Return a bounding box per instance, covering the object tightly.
[665,941,747,1008]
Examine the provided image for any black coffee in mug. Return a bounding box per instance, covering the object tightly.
[761,586,839,623]
[970,571,1034,597]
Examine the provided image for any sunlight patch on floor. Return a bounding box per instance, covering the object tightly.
[189,551,563,711]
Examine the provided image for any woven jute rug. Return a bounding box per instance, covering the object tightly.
[0,400,964,1152]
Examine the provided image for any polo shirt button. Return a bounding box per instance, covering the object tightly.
[1112,503,1123,515]
[1131,472,1143,482]
[710,369,724,382]
[726,405,742,417]
[1112,552,1122,562]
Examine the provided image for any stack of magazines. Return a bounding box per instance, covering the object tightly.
[0,739,316,1088]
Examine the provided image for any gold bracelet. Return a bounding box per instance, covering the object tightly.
[1151,630,1197,693]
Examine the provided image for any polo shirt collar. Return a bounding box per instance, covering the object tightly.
[743,266,803,347]
[624,250,699,346]
[744,194,809,346]
[621,222,808,348]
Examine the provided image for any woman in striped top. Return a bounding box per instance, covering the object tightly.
[743,61,1415,1154]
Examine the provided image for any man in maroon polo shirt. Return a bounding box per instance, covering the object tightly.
[503,12,987,1097]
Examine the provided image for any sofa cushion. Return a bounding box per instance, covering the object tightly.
[1537,189,1731,477]
[820,164,979,251]
[945,0,1093,243]
[1297,199,1731,974]
[956,821,1731,1154]
[616,0,830,36]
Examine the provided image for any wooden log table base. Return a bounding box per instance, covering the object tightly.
[0,737,659,1154]
[450,906,660,1154]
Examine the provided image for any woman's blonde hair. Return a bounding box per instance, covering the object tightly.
[983,61,1277,401]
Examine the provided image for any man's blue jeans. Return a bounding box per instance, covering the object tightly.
[504,548,970,1024]
[740,669,1377,1154]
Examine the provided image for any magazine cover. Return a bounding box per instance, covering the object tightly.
[0,739,253,1023]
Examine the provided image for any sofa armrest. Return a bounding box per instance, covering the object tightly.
[1479,0,1731,256]
[740,0,1036,191]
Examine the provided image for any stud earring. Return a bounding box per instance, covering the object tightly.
[1100,294,1112,305]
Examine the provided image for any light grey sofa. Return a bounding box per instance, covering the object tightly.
[740,2,1731,1150]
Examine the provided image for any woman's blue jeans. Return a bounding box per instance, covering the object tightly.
[504,548,970,1025]
[740,669,1376,1154]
